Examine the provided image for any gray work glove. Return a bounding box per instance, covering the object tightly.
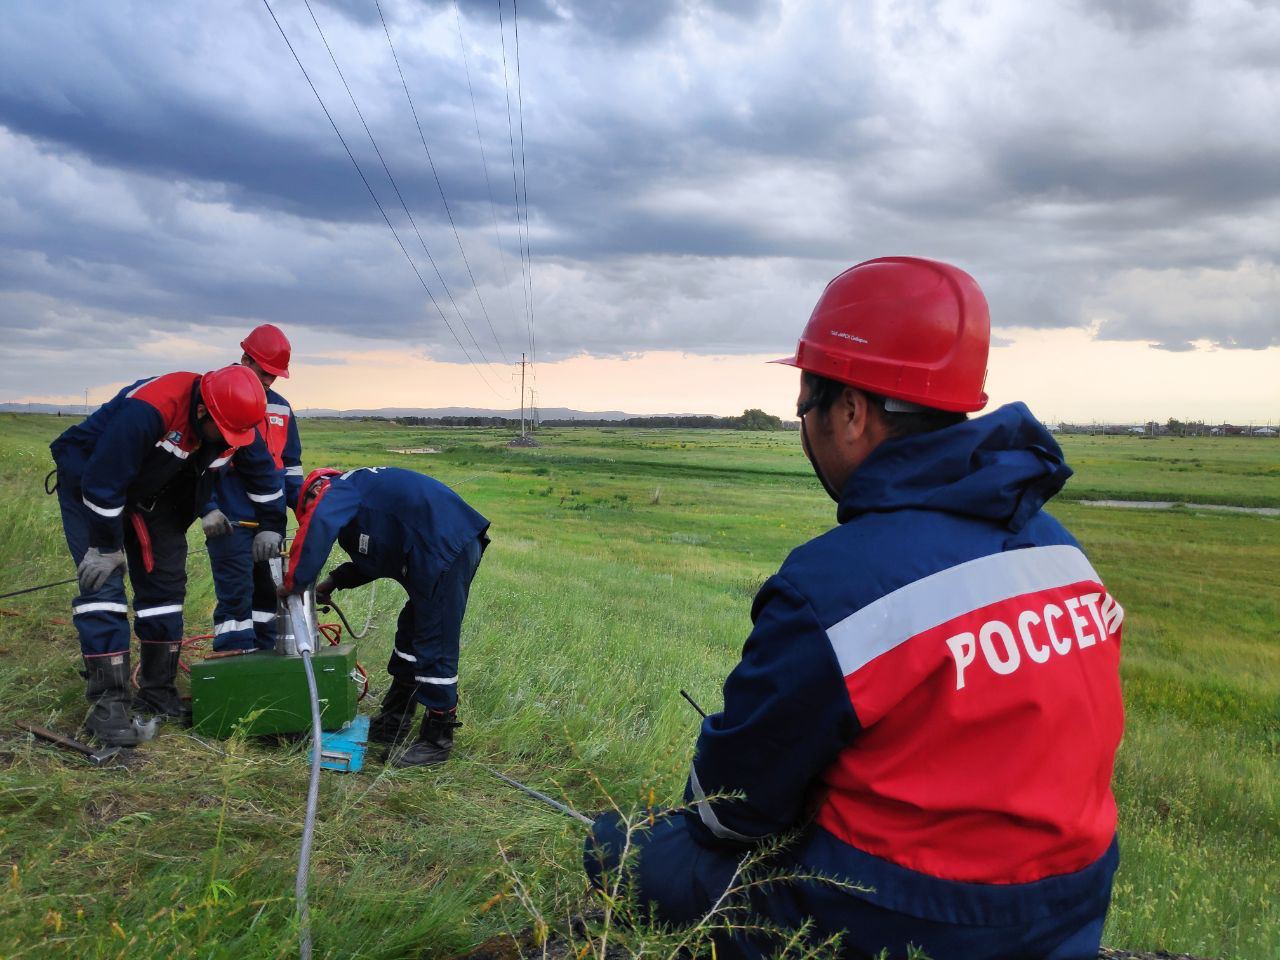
[201,509,233,539]
[77,547,126,593]
[252,530,283,562]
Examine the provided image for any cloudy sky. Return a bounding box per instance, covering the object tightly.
[2,0,1278,421]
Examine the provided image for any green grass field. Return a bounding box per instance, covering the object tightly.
[0,413,1276,959]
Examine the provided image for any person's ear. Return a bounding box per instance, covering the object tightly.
[196,403,208,419]
[838,387,869,443]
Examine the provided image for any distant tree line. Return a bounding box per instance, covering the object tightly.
[391,409,795,431]
[394,416,524,427]
[1054,418,1276,437]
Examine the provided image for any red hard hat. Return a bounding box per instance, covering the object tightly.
[201,365,267,446]
[241,323,292,378]
[775,257,990,413]
[299,468,343,516]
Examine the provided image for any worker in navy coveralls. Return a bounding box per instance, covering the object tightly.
[283,466,490,767]
[50,366,285,746]
[202,324,304,651]
[585,258,1126,960]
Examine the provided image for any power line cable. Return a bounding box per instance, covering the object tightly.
[300,0,504,379]
[260,0,502,396]
[375,0,512,367]
[453,0,524,351]
[512,0,537,384]
[497,0,536,380]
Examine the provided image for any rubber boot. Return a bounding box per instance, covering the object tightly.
[393,708,459,768]
[368,679,419,745]
[84,653,155,747]
[134,641,191,724]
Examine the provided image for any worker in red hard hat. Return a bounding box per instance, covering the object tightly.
[585,257,1125,959]
[50,366,285,746]
[201,324,303,652]
[283,466,489,768]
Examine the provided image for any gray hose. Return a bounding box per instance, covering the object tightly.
[297,649,323,960]
[287,590,323,960]
[323,578,377,640]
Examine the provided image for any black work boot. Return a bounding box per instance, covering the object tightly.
[393,708,460,768]
[83,653,156,747]
[134,641,191,724]
[368,679,419,745]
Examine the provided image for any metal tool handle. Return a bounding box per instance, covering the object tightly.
[17,721,93,757]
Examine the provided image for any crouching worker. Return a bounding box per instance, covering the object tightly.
[50,366,279,746]
[584,258,1125,959]
[282,466,489,767]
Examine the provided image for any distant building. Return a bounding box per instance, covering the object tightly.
[1253,427,1277,436]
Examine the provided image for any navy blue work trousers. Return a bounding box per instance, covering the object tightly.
[57,475,189,658]
[584,812,1110,960]
[207,525,279,652]
[385,536,484,711]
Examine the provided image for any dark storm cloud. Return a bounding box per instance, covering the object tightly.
[1074,0,1192,34]
[1,0,1278,399]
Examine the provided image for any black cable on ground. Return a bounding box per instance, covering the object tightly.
[0,577,78,601]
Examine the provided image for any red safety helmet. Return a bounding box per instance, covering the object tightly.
[241,323,292,378]
[775,256,990,413]
[299,468,343,516]
[201,365,267,446]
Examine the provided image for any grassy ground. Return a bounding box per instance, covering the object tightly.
[0,413,1276,958]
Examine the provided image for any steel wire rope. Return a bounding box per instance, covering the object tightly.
[301,0,504,380]
[452,0,524,357]
[374,0,512,369]
[260,0,502,397]
[497,1,536,376]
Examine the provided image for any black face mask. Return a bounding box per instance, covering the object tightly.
[799,405,842,504]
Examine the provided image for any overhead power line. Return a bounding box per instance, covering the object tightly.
[260,0,502,397]
[497,0,536,385]
[301,0,499,375]
[453,0,523,352]
[512,0,537,382]
[375,0,511,367]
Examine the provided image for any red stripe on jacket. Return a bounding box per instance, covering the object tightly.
[816,546,1124,884]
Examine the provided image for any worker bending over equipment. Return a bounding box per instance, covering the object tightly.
[50,367,285,746]
[203,324,303,651]
[585,258,1125,959]
[283,466,489,767]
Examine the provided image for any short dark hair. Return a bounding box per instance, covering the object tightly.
[800,371,967,438]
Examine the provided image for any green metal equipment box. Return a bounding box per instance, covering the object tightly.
[190,645,359,738]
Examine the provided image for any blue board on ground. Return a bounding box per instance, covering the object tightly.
[319,714,370,773]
